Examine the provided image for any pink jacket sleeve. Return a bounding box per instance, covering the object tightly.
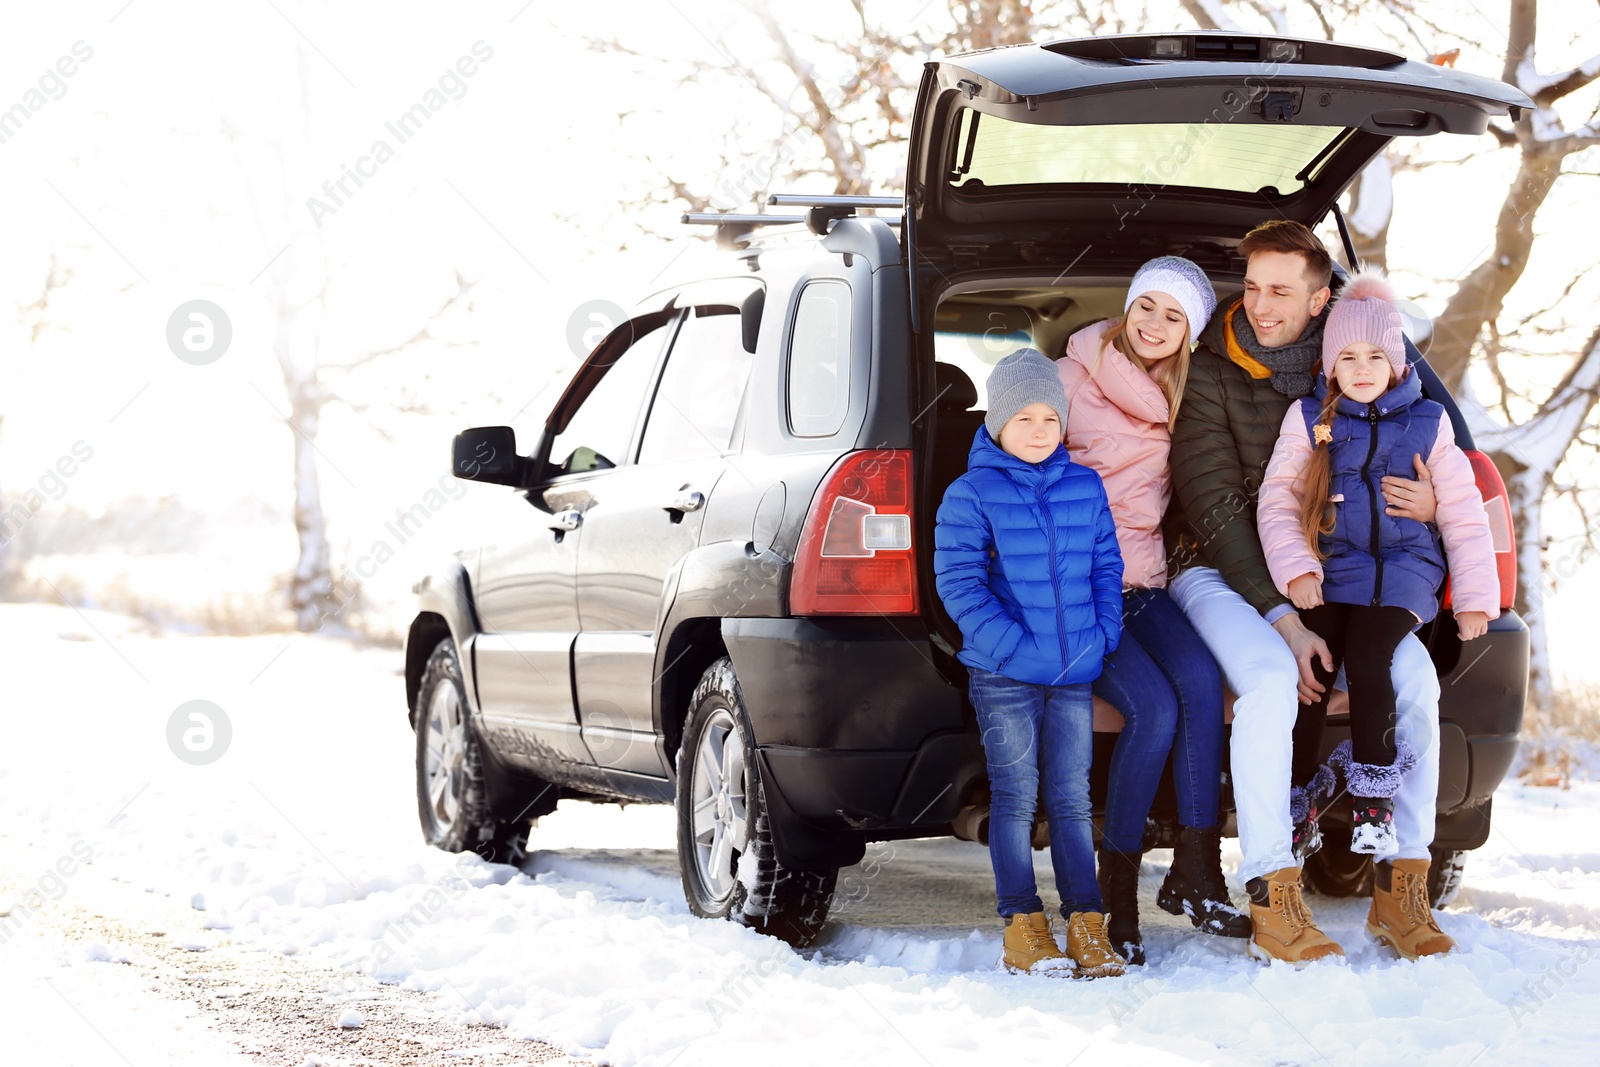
[1258,405,1324,596]
[1428,420,1501,618]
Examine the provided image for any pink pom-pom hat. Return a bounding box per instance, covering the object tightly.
[1321,268,1408,382]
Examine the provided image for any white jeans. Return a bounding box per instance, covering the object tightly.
[1169,566,1441,884]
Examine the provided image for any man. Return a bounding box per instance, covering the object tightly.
[1167,219,1454,964]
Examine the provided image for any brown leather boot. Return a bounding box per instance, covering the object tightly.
[1001,912,1076,977]
[1064,911,1127,978]
[1368,858,1455,960]
[1245,867,1345,964]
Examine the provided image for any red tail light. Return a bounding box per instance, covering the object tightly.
[1441,449,1516,613]
[790,450,918,616]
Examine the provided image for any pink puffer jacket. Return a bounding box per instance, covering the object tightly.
[1258,405,1501,619]
[1056,320,1173,589]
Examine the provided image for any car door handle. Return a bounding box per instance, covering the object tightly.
[548,509,583,531]
[666,488,705,514]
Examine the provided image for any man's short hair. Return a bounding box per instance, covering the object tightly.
[1237,220,1333,292]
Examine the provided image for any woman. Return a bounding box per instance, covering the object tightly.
[1056,256,1250,964]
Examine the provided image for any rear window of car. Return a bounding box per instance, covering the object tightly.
[788,280,852,437]
[948,108,1347,195]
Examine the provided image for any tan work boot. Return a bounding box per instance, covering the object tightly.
[1064,911,1127,978]
[1001,912,1076,977]
[1368,858,1455,960]
[1245,867,1345,964]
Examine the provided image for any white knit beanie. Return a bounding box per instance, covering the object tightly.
[1125,256,1218,339]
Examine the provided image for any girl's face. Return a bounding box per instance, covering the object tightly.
[1123,291,1188,362]
[1332,342,1394,403]
[996,402,1061,464]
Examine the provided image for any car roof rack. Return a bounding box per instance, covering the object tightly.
[681,212,810,250]
[682,196,903,255]
[767,193,903,236]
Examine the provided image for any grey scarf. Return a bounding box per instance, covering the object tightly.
[1231,302,1328,398]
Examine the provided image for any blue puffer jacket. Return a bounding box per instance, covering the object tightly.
[1300,369,1447,623]
[934,427,1124,686]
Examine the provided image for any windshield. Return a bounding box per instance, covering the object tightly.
[949,109,1348,196]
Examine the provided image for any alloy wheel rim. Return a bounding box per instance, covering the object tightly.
[690,706,748,902]
[425,681,467,832]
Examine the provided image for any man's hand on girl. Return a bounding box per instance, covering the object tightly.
[1381,453,1437,522]
[1271,613,1334,705]
[1288,574,1324,610]
[1456,611,1489,641]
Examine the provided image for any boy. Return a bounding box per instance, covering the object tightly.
[934,348,1126,977]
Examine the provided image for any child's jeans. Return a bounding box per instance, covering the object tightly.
[968,668,1102,918]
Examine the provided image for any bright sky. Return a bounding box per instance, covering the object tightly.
[1,0,1596,675]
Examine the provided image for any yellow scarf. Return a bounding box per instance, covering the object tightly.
[1221,298,1271,380]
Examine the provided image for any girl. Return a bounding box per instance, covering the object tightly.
[1258,270,1498,874]
[934,348,1127,978]
[1056,256,1250,965]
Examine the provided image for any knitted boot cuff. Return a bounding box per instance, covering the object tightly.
[1345,740,1419,800]
[1308,762,1339,807]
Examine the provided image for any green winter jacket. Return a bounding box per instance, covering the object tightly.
[1166,298,1318,618]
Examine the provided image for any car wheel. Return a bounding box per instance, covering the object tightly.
[675,657,836,947]
[414,638,532,865]
[1300,823,1374,898]
[1428,848,1465,907]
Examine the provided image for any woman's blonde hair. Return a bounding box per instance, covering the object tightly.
[1298,384,1344,560]
[1096,314,1192,430]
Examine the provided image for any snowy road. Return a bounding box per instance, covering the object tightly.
[3,603,1598,1065]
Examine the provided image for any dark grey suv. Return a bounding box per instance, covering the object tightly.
[404,32,1532,945]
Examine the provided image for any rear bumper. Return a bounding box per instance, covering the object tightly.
[756,732,985,869]
[722,616,967,748]
[724,616,980,868]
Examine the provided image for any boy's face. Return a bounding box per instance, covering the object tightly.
[997,402,1061,464]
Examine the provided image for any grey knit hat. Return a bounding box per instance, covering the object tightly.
[984,348,1068,440]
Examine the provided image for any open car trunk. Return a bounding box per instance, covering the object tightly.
[903,33,1530,268]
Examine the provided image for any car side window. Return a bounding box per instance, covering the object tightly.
[549,318,674,475]
[788,280,852,438]
[638,306,752,464]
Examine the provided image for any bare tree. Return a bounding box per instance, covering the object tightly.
[2,255,74,597]
[243,51,477,633]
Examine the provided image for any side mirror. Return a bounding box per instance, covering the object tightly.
[453,426,538,486]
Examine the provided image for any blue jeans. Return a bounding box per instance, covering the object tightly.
[968,669,1101,918]
[1093,587,1226,853]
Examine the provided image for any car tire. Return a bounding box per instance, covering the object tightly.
[675,657,836,947]
[414,638,533,865]
[1428,848,1465,907]
[1300,824,1374,898]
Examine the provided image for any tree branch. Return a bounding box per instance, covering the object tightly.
[329,270,475,374]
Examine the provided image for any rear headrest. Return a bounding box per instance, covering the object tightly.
[934,362,979,412]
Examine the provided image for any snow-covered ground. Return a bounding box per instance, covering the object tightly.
[3,602,1598,1065]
